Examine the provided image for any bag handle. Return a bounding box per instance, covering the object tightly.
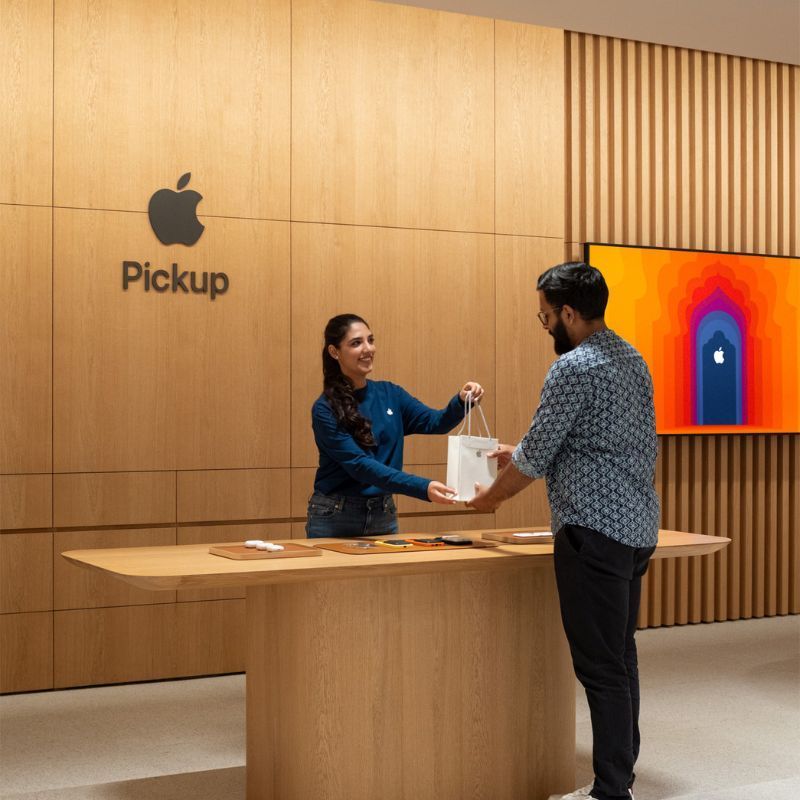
[456,391,492,438]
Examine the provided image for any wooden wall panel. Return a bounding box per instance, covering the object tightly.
[54,599,246,688]
[0,474,52,531]
[495,21,564,237]
[0,533,52,613]
[177,469,290,523]
[398,512,497,535]
[54,0,290,219]
[291,0,494,231]
[54,529,177,609]
[0,205,52,473]
[0,0,52,205]
[290,468,316,518]
[54,472,176,528]
[567,32,799,628]
[290,223,496,469]
[0,612,53,693]
[493,235,565,529]
[53,210,290,472]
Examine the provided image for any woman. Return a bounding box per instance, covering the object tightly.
[307,313,484,538]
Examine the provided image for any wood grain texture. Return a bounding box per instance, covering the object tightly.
[246,567,574,800]
[176,522,292,602]
[54,471,176,527]
[54,528,177,609]
[398,511,497,534]
[53,599,245,688]
[0,474,52,531]
[60,530,727,591]
[177,469,290,523]
[54,0,289,218]
[53,210,290,472]
[0,611,53,693]
[290,223,495,468]
[0,533,52,613]
[291,0,494,231]
[493,235,564,529]
[495,21,564,237]
[567,31,799,628]
[0,205,52,473]
[0,0,52,205]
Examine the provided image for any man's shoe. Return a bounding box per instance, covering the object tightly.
[547,783,634,800]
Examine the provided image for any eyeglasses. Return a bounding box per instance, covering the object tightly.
[537,306,563,327]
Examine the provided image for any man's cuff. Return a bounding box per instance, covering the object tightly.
[511,446,543,479]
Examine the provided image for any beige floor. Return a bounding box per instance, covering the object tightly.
[1,615,798,800]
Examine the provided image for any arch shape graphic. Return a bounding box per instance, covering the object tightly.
[694,310,743,425]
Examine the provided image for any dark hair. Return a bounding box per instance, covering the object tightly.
[322,314,376,449]
[536,261,609,320]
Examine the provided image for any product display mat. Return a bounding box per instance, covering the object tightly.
[209,543,322,560]
[482,531,553,544]
[313,538,499,555]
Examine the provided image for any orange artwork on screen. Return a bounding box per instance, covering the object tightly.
[587,245,800,434]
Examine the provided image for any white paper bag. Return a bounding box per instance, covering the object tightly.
[446,393,498,501]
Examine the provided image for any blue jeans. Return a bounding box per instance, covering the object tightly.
[305,491,399,538]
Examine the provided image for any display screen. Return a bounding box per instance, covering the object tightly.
[586,244,800,434]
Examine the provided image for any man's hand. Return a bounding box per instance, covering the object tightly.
[467,482,502,512]
[487,443,515,471]
[467,461,534,511]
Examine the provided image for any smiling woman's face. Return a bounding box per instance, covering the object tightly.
[328,322,375,386]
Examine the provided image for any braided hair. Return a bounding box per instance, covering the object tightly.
[322,314,376,449]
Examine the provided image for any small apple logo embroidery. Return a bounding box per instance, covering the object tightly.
[713,347,725,365]
[148,173,205,246]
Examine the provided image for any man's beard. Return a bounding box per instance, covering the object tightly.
[550,318,574,355]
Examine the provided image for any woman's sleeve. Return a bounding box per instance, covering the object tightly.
[397,386,465,435]
[312,403,431,501]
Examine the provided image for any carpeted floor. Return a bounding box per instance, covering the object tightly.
[1,615,797,800]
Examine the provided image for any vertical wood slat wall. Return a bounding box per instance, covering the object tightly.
[565,32,800,627]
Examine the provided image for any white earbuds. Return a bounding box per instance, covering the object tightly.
[247,540,284,552]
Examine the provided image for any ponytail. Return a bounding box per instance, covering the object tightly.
[322,314,376,449]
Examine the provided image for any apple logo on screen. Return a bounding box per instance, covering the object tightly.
[714,347,725,365]
[148,173,205,246]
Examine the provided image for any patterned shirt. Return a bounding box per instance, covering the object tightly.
[512,328,660,548]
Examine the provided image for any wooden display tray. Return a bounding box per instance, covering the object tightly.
[314,538,499,555]
[208,542,322,560]
[483,530,553,544]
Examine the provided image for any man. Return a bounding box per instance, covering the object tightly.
[468,261,659,800]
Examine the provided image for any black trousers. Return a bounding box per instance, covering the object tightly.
[553,524,655,800]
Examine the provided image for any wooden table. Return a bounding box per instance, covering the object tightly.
[63,528,728,800]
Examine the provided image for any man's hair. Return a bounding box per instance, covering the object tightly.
[536,261,609,321]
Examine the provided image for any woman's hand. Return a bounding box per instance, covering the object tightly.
[487,443,515,471]
[427,481,458,505]
[459,382,484,402]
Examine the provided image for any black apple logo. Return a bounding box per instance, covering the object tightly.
[148,173,205,246]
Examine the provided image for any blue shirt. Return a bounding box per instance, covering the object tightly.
[512,329,660,548]
[312,381,465,501]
